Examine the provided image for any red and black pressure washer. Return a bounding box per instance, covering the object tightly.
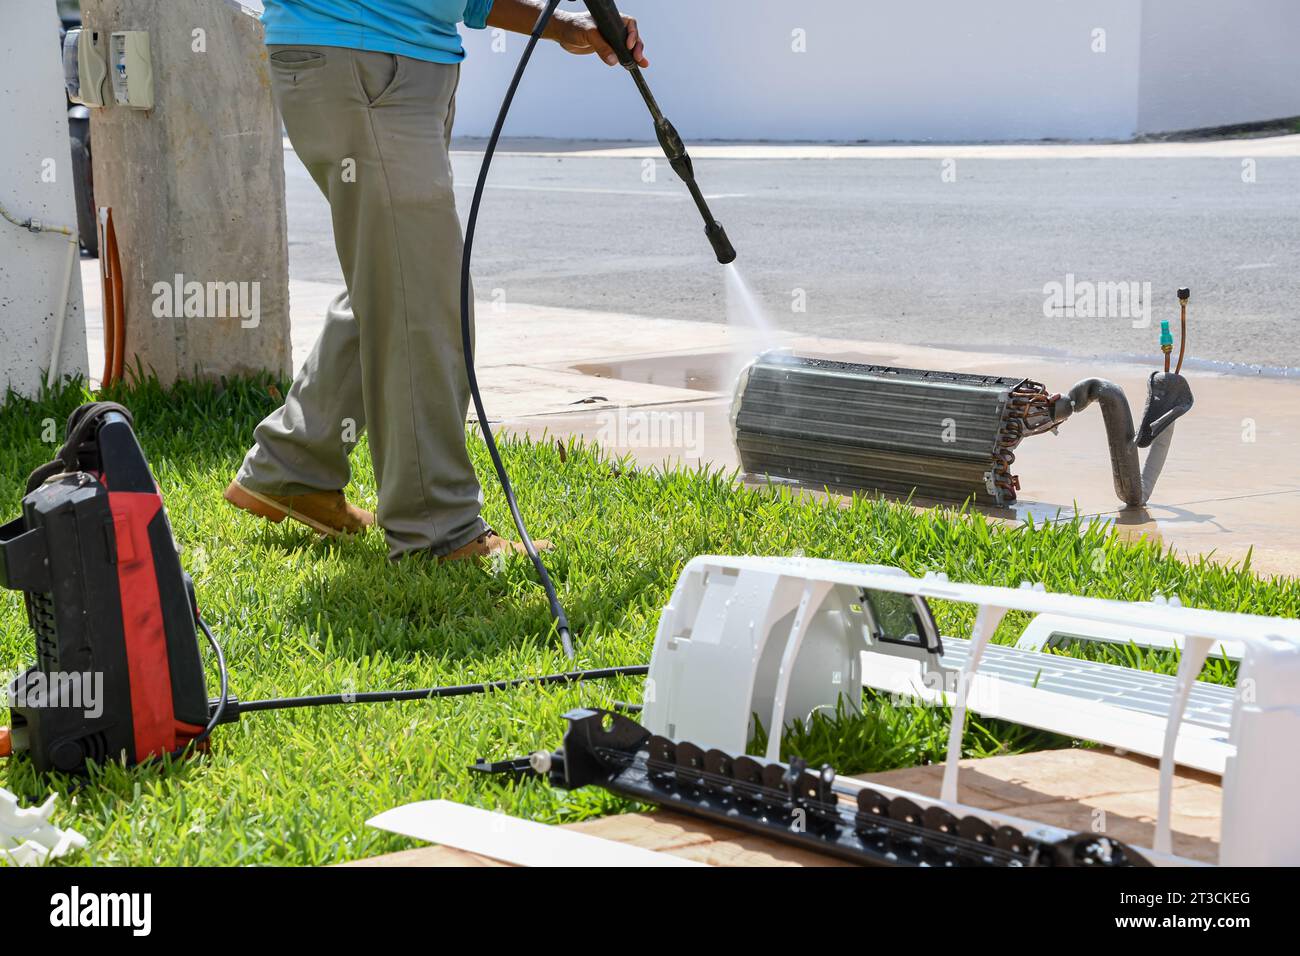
[0,403,218,772]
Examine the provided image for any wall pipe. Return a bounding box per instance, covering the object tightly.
[46,237,79,387]
[2,197,80,389]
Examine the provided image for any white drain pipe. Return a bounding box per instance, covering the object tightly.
[47,235,80,387]
[1,198,80,388]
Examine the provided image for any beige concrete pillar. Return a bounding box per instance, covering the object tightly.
[82,0,290,385]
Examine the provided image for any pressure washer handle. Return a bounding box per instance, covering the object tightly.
[577,0,737,264]
[582,0,637,67]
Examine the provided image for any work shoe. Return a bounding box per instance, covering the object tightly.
[223,480,374,537]
[439,530,552,564]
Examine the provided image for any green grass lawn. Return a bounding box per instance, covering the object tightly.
[2,376,1297,865]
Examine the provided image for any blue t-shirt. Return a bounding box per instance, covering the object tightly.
[262,0,495,63]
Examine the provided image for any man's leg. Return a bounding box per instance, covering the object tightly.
[235,47,367,506]
[345,52,486,557]
[237,290,364,496]
[240,46,486,558]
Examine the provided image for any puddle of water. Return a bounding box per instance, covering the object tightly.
[572,352,739,392]
[570,346,897,395]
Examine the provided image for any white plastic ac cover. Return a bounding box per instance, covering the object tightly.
[642,555,1300,866]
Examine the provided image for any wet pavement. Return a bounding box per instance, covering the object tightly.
[480,305,1300,578]
[81,272,1300,578]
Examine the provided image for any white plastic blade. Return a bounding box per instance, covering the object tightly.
[367,800,704,868]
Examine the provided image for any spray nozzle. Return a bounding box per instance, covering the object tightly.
[707,221,737,265]
[580,0,739,267]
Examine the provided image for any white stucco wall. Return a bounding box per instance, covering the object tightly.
[455,0,1144,142]
[1137,0,1300,135]
[449,0,1297,142]
[0,1,89,398]
[241,0,1298,141]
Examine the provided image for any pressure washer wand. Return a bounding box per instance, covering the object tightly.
[456,0,739,661]
[580,0,738,264]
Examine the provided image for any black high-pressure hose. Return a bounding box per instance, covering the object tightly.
[458,0,737,658]
[459,0,574,657]
[202,0,731,728]
[233,666,649,714]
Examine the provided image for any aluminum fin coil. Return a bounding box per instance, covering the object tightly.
[732,352,1047,506]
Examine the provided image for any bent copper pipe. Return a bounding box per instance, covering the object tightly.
[1056,378,1173,508]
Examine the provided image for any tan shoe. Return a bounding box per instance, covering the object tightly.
[439,530,552,563]
[223,480,374,537]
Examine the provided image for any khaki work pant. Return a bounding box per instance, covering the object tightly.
[238,46,486,558]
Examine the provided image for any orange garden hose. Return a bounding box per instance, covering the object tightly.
[98,209,113,385]
[98,209,111,384]
[98,207,126,387]
[110,213,126,385]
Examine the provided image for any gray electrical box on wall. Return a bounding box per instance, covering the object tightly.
[110,30,153,109]
[64,27,111,107]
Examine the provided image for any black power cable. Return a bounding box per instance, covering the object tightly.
[195,616,647,725]
[235,665,649,714]
[192,617,228,744]
[165,615,228,761]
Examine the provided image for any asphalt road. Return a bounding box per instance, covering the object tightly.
[284,142,1300,374]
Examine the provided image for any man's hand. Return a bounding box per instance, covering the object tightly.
[486,2,649,69]
[552,12,648,68]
